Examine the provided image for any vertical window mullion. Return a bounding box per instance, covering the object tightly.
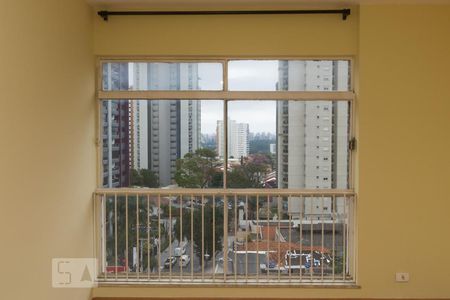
[222,60,229,188]
[223,100,228,189]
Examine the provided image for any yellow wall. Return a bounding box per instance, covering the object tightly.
[92,4,450,299]
[0,0,95,300]
[93,8,358,57]
[357,5,450,298]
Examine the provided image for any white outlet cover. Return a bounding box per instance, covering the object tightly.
[396,272,410,282]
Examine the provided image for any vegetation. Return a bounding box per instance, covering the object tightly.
[130,169,159,188]
[174,205,224,259]
[249,132,276,154]
[175,148,222,188]
[104,196,167,272]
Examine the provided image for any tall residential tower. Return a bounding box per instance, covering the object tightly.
[277,60,350,218]
[217,119,249,159]
[130,63,201,186]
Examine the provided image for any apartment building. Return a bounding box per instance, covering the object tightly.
[277,61,349,217]
[101,63,130,188]
[217,119,250,159]
[129,63,201,186]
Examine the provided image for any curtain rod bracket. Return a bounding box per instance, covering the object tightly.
[97,9,351,22]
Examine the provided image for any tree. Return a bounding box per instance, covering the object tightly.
[104,196,167,271]
[130,169,159,188]
[175,148,222,188]
[227,154,271,188]
[174,205,224,259]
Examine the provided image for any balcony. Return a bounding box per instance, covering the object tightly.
[94,189,355,286]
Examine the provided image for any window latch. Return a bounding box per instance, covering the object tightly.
[349,137,357,151]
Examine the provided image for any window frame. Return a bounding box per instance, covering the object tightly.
[95,56,357,286]
[96,56,356,190]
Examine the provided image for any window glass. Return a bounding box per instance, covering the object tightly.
[228,60,350,91]
[102,62,223,91]
[101,100,224,188]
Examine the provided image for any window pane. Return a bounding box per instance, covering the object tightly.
[102,62,223,91]
[101,100,224,188]
[224,100,350,189]
[228,60,350,91]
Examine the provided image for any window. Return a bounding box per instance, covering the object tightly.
[96,58,356,286]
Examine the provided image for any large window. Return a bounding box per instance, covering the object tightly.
[96,58,356,285]
[100,59,353,190]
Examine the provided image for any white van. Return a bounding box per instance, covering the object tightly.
[179,255,190,267]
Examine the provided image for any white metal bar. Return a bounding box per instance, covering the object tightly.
[202,195,205,281]
[98,90,355,101]
[169,195,172,281]
[299,195,303,282]
[136,195,140,279]
[114,194,118,280]
[343,196,347,281]
[96,188,354,196]
[223,194,228,280]
[332,194,336,282]
[102,194,107,280]
[245,195,248,282]
[352,194,357,283]
[288,196,292,282]
[190,195,194,279]
[277,195,281,282]
[310,196,314,281]
[180,194,183,281]
[321,195,324,282]
[234,194,237,282]
[346,195,351,281]
[256,195,259,283]
[147,194,150,280]
[158,194,161,279]
[212,195,216,282]
[125,194,129,281]
[266,195,270,281]
[98,55,355,63]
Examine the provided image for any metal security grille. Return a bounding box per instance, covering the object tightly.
[94,189,356,285]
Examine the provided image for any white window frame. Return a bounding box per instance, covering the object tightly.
[96,56,356,190]
[95,56,357,286]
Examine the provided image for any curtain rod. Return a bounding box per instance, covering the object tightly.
[97,9,351,21]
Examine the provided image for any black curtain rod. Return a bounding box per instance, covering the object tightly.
[98,9,351,21]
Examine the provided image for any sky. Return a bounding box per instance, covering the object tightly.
[200,100,276,135]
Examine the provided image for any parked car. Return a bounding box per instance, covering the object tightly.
[179,255,191,267]
[164,256,177,268]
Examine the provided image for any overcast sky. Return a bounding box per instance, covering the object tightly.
[199,61,279,135]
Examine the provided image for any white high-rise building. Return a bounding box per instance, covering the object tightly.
[130,63,201,186]
[217,119,249,159]
[277,60,349,218]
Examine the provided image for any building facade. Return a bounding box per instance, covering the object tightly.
[102,63,131,188]
[277,60,350,218]
[217,119,250,159]
[130,63,201,186]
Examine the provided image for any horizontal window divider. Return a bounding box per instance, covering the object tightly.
[95,188,355,196]
[98,91,354,101]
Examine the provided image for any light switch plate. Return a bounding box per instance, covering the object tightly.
[396,272,410,282]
